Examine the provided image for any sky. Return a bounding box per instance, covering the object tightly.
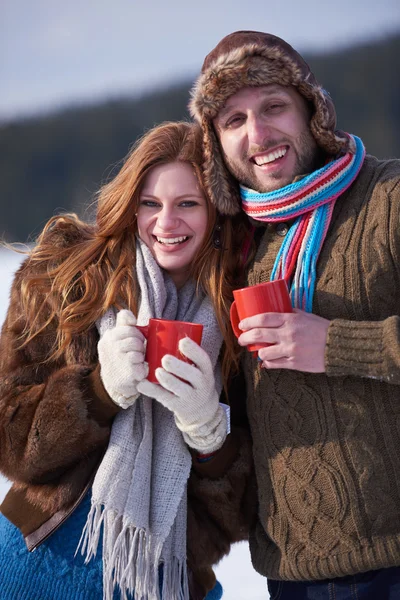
[1,0,400,122]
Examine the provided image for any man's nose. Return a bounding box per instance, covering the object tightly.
[247,114,270,147]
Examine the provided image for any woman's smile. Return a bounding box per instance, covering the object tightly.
[137,161,208,287]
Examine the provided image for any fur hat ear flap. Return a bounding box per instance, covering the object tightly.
[302,85,351,156]
[202,117,241,216]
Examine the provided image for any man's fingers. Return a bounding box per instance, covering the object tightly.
[260,358,294,370]
[258,343,289,362]
[239,311,288,331]
[238,328,282,347]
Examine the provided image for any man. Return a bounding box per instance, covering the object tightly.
[189,30,400,599]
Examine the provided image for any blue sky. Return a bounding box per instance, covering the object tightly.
[1,0,400,121]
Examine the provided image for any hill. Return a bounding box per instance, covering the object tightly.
[1,32,399,241]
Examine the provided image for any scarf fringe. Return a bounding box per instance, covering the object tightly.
[161,556,190,600]
[76,502,105,561]
[77,503,190,600]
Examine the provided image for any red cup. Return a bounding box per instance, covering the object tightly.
[230,279,292,353]
[135,318,203,383]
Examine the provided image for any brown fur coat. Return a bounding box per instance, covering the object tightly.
[0,234,256,599]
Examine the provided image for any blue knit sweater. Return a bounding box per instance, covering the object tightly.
[0,492,223,600]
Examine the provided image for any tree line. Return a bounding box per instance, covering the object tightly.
[1,33,399,242]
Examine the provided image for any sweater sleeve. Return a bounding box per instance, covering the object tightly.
[325,316,400,383]
[0,267,120,486]
[326,167,400,383]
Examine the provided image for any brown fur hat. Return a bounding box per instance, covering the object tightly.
[189,30,351,215]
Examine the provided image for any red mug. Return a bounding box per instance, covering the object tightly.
[230,279,292,353]
[135,318,203,383]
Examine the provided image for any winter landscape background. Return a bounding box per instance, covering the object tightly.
[2,2,399,595]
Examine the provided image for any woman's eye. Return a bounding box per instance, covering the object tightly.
[179,200,198,208]
[140,200,159,208]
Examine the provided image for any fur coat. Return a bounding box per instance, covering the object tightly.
[0,224,256,599]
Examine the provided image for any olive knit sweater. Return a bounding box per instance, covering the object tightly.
[244,155,400,581]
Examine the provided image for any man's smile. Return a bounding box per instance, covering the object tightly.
[251,145,288,167]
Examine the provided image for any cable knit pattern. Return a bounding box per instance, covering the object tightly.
[244,155,400,581]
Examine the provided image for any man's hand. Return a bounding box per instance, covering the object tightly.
[238,309,330,372]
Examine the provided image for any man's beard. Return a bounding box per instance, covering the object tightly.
[223,130,322,193]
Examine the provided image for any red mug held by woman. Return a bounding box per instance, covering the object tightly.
[230,279,292,353]
[136,318,203,382]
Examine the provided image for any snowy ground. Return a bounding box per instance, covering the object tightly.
[0,247,267,599]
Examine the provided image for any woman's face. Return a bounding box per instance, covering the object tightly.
[137,161,208,288]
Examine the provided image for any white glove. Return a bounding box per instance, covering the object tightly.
[97,309,148,408]
[137,337,227,453]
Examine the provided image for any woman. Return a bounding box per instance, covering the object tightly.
[0,122,255,600]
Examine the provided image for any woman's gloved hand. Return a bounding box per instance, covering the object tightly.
[137,337,227,453]
[97,309,148,408]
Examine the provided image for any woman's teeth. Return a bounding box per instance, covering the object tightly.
[156,236,189,245]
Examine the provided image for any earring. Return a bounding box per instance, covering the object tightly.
[212,222,223,249]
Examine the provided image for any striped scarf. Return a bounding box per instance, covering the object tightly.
[240,134,365,311]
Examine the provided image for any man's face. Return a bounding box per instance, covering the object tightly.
[213,84,322,193]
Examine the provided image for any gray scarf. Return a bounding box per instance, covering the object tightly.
[78,239,223,600]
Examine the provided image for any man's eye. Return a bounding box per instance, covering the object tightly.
[266,103,284,112]
[225,115,244,128]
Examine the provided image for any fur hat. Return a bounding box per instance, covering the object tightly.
[189,30,351,215]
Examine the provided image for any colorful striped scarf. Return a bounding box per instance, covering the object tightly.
[240,134,365,311]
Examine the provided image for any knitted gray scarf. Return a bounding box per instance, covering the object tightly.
[78,239,223,600]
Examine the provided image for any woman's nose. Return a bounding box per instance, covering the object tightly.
[156,208,180,230]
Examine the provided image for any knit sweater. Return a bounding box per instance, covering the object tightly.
[244,155,400,581]
[0,493,224,600]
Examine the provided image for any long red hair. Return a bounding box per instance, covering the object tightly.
[17,121,251,386]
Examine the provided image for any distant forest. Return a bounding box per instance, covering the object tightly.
[1,33,399,242]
